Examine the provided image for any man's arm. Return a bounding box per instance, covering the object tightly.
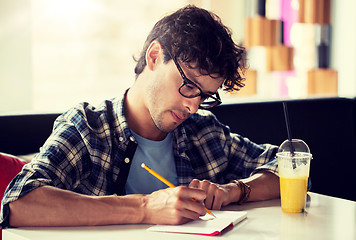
[9,185,207,227]
[189,170,280,210]
[240,170,280,202]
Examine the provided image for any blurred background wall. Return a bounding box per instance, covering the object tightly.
[1,0,355,113]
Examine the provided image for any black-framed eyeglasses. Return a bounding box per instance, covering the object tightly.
[165,50,222,109]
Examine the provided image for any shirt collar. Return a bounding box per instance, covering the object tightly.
[111,89,135,143]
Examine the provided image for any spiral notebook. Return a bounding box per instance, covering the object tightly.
[147,210,247,236]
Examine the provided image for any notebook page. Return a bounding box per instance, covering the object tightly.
[147,211,247,236]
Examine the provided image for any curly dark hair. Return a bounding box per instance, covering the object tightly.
[134,5,247,92]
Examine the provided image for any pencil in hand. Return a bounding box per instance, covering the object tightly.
[141,163,216,218]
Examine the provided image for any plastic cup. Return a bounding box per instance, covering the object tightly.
[277,139,312,213]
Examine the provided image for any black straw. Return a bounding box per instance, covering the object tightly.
[282,102,295,154]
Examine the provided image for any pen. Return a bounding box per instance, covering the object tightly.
[141,163,216,218]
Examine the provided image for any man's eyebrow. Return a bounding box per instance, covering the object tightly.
[197,81,216,96]
[193,76,217,95]
[187,75,214,95]
[182,63,217,95]
[192,78,216,95]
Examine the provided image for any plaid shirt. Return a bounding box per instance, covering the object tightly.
[1,92,278,227]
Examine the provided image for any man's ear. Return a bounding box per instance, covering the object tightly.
[145,41,164,71]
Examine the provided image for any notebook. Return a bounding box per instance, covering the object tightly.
[147,210,247,236]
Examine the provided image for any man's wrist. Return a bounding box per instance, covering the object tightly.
[140,194,150,224]
[225,182,241,205]
[230,179,251,204]
[112,194,147,224]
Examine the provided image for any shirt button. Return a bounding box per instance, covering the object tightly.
[129,136,135,142]
[124,158,130,164]
[118,137,123,141]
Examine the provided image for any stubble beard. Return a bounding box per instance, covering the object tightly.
[150,109,178,133]
[146,86,177,133]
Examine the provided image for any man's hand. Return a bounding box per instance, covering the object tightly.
[142,186,207,225]
[188,179,240,210]
[188,172,280,211]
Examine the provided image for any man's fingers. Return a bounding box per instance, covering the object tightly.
[175,186,206,202]
[204,183,217,209]
[189,179,200,188]
[143,187,207,225]
[176,208,203,221]
[211,188,224,210]
[188,179,229,210]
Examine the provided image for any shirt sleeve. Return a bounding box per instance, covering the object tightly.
[177,110,279,184]
[203,110,279,180]
[0,112,90,228]
[228,132,279,178]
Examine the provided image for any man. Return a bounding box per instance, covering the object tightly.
[1,5,279,227]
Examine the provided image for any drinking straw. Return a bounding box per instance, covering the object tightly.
[282,102,295,155]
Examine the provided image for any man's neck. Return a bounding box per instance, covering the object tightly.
[124,87,167,141]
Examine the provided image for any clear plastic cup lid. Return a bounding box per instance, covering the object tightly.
[277,139,311,154]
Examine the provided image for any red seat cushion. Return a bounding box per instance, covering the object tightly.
[0,153,27,207]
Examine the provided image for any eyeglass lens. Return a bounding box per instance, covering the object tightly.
[164,47,221,109]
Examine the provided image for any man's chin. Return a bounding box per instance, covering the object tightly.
[161,124,179,133]
[152,120,174,133]
[153,111,188,133]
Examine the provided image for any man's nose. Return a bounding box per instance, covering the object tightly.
[184,96,201,114]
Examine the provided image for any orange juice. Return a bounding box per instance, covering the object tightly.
[279,176,308,213]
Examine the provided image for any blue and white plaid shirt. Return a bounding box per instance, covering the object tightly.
[1,92,278,227]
